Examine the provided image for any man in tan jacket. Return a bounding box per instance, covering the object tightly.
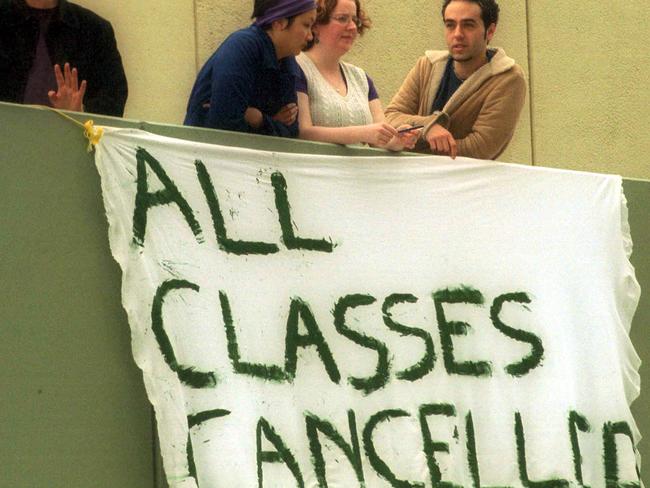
[385,0,526,160]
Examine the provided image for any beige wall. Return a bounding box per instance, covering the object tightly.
[77,0,649,179]
[527,1,650,179]
[75,0,197,124]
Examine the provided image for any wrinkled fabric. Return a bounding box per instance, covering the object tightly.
[95,127,641,488]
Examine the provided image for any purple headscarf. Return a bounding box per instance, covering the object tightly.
[254,0,317,27]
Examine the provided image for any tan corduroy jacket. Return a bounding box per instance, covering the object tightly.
[385,47,527,160]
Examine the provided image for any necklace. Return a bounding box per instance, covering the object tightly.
[323,72,346,95]
[331,67,347,95]
[307,53,346,95]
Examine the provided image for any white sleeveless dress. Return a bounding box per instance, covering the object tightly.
[296,52,374,128]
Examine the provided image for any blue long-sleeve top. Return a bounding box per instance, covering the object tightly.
[184,25,299,138]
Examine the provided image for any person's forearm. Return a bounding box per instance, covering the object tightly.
[456,131,501,160]
[299,125,369,145]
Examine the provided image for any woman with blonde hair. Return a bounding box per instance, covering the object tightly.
[295,0,418,149]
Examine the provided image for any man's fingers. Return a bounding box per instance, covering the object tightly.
[449,137,458,159]
[53,64,65,88]
[436,137,447,155]
[427,131,456,157]
[71,67,79,90]
[64,63,73,88]
[78,80,87,101]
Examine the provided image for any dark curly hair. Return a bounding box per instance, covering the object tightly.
[304,0,372,50]
[441,0,500,28]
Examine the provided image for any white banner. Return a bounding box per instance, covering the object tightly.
[95,128,642,488]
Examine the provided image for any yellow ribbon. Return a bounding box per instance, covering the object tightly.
[83,120,104,152]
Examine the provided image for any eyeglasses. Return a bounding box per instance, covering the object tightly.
[330,14,362,28]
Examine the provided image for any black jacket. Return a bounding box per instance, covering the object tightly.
[0,0,128,116]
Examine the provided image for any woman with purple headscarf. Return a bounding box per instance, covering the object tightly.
[184,0,317,137]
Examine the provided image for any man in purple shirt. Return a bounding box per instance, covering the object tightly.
[0,0,128,116]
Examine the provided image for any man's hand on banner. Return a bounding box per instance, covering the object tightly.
[426,124,457,159]
[48,63,87,113]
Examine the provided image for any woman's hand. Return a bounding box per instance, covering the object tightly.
[245,103,298,129]
[272,103,298,126]
[360,122,398,147]
[384,125,421,151]
[48,63,86,112]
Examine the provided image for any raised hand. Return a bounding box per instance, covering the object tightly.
[48,63,87,112]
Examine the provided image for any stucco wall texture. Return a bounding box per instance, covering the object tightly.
[75,1,649,179]
[75,0,197,125]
